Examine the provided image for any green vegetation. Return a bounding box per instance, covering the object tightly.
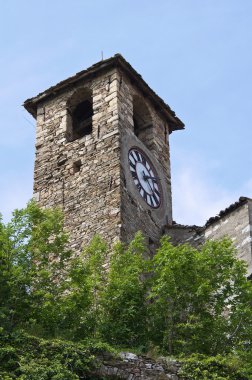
[1,201,252,379]
[0,331,107,380]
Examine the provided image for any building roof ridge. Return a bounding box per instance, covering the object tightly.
[205,196,252,227]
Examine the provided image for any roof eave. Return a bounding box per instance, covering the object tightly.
[205,196,252,227]
[23,54,185,131]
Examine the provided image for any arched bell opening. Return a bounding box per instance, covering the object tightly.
[66,88,93,141]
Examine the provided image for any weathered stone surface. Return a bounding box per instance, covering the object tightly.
[91,352,182,380]
[165,224,204,248]
[165,197,252,277]
[118,75,173,246]
[204,198,252,276]
[31,68,122,252]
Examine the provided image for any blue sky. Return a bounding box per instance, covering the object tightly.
[0,0,252,225]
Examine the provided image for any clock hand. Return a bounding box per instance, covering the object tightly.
[142,171,154,193]
[143,174,159,181]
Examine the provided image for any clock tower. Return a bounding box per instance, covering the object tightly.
[24,54,184,251]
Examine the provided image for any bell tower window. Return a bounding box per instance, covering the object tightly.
[66,88,93,141]
[133,96,153,151]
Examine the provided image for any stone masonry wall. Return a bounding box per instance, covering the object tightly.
[165,224,204,248]
[92,352,182,380]
[33,63,176,253]
[166,200,252,277]
[33,68,122,252]
[204,201,252,276]
[117,70,173,245]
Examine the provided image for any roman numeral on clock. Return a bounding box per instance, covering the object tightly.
[131,171,138,180]
[136,182,142,191]
[130,160,136,171]
[143,191,148,202]
[149,196,155,207]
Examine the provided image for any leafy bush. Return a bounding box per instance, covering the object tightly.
[0,201,72,335]
[179,354,247,380]
[148,237,252,356]
[101,232,149,346]
[61,235,108,340]
[0,330,94,379]
[1,202,252,378]
[0,330,118,380]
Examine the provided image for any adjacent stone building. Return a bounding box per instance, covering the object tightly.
[24,54,252,276]
[166,197,252,276]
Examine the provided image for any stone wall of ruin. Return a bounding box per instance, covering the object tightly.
[93,351,181,380]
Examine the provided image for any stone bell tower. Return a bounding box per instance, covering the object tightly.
[24,54,184,252]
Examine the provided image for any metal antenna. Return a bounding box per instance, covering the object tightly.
[101,51,104,60]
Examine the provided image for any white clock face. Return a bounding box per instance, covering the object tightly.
[128,148,161,208]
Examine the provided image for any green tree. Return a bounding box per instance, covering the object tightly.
[62,235,108,340]
[0,201,72,335]
[0,212,30,331]
[101,232,149,347]
[149,237,252,356]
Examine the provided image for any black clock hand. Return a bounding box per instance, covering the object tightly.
[143,174,159,181]
[142,171,154,193]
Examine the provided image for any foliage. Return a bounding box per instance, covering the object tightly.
[101,232,149,347]
[148,237,252,356]
[61,235,108,340]
[228,349,252,379]
[62,232,149,347]
[1,202,252,378]
[178,354,247,380]
[0,329,114,380]
[0,201,72,335]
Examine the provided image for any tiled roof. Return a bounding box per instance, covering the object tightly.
[205,196,252,227]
